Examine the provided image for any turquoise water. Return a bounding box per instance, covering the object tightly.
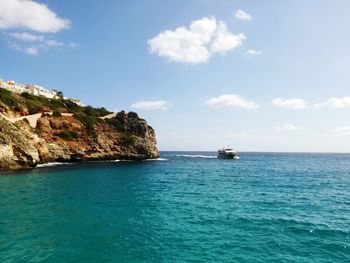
[0,152,349,262]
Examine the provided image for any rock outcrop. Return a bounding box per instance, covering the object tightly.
[0,89,159,170]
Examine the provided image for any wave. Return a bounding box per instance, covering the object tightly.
[144,158,168,161]
[113,158,168,162]
[36,162,72,168]
[176,154,217,159]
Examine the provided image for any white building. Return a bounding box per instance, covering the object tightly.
[0,79,85,106]
[0,79,57,98]
[0,80,28,94]
[0,79,58,99]
[26,84,57,99]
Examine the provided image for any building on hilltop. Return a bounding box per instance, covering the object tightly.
[26,84,57,99]
[0,80,27,94]
[0,79,55,98]
[0,79,85,106]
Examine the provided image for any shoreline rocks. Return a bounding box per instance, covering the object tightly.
[0,111,159,171]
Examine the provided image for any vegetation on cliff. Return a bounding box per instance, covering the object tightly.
[0,88,110,116]
[0,89,159,170]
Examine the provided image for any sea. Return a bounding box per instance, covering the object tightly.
[0,152,349,262]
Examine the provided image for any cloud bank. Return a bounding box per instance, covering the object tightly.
[148,17,245,64]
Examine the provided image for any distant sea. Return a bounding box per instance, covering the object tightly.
[0,152,349,262]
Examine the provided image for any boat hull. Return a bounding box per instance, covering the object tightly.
[217,152,238,159]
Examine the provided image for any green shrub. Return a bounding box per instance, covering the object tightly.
[0,88,13,96]
[55,130,80,140]
[1,88,111,126]
[55,90,64,99]
[83,106,110,117]
[120,132,135,145]
[73,114,104,139]
[21,92,35,100]
[21,92,65,112]
[47,99,65,111]
[64,100,82,112]
[27,104,39,114]
[52,111,62,117]
[127,111,139,119]
[0,89,20,108]
[105,117,125,132]
[73,114,97,129]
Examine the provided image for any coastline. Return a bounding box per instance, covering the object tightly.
[0,88,159,171]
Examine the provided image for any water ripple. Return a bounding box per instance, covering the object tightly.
[0,152,349,262]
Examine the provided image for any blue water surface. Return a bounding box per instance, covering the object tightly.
[0,152,349,262]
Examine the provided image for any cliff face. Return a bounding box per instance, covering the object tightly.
[0,90,159,170]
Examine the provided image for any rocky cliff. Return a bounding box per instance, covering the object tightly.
[0,89,159,170]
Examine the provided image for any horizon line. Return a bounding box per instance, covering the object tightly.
[159,150,350,154]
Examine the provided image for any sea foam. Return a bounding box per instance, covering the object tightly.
[36,162,72,168]
[144,158,168,161]
[176,154,217,159]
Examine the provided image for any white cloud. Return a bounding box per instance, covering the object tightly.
[272,98,308,110]
[44,39,64,47]
[148,17,245,64]
[131,100,172,110]
[9,32,43,42]
[8,42,38,55]
[315,97,350,109]
[23,47,38,55]
[277,123,302,132]
[246,49,261,56]
[7,32,66,55]
[235,10,252,21]
[210,22,245,54]
[206,94,258,109]
[0,0,70,33]
[1,0,72,55]
[9,32,63,46]
[333,127,350,137]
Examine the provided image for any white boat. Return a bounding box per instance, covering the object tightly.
[217,148,238,159]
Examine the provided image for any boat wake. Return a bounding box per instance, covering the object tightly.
[36,162,72,168]
[176,154,217,159]
[144,158,168,161]
[113,158,168,162]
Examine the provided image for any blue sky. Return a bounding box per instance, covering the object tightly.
[1,0,350,152]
